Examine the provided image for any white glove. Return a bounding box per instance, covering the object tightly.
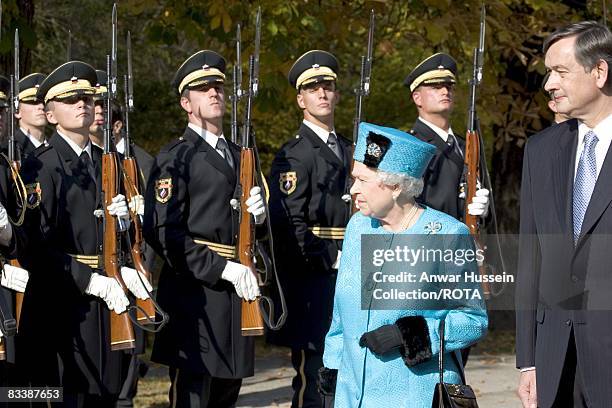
[85,273,129,314]
[120,266,152,300]
[246,186,266,225]
[332,250,342,269]
[1,264,29,293]
[221,261,260,301]
[467,188,490,217]
[107,194,130,231]
[0,203,13,246]
[128,194,145,219]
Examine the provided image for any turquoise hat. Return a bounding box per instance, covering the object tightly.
[353,122,436,178]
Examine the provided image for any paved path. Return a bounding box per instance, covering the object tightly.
[136,352,520,407]
[235,353,520,408]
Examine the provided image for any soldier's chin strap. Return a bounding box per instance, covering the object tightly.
[253,137,287,331]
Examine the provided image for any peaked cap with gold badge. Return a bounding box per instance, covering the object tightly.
[93,69,108,101]
[403,52,457,92]
[19,73,47,103]
[172,50,226,94]
[287,50,339,90]
[36,61,97,103]
[0,75,9,108]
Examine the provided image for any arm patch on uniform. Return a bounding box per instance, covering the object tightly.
[279,171,297,195]
[155,178,173,203]
[25,182,42,209]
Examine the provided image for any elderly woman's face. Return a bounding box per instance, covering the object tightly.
[350,161,396,218]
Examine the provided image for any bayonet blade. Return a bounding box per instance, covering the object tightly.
[252,7,261,96]
[476,4,486,83]
[236,24,242,97]
[111,3,118,97]
[67,29,72,61]
[127,31,134,111]
[14,28,19,111]
[366,10,375,64]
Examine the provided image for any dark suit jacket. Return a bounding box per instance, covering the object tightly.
[411,118,465,220]
[516,118,612,407]
[144,127,254,378]
[267,123,351,350]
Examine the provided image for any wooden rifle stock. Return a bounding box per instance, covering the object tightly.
[464,130,491,298]
[122,157,155,322]
[102,152,135,350]
[238,148,264,336]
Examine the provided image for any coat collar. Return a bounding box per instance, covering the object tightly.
[412,118,463,168]
[183,127,238,183]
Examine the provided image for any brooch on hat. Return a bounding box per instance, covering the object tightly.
[424,221,442,234]
[363,132,391,168]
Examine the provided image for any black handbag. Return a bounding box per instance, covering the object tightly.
[431,319,479,408]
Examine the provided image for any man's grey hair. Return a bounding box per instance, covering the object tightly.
[376,169,424,199]
[543,21,612,88]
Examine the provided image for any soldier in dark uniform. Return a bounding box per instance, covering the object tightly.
[404,53,490,221]
[108,97,155,408]
[143,50,266,408]
[267,50,351,408]
[0,76,28,395]
[89,69,107,149]
[404,53,490,365]
[17,61,152,407]
[13,73,48,159]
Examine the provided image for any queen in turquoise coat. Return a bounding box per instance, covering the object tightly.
[321,122,488,407]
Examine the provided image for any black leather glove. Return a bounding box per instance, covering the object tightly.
[359,323,404,356]
[317,367,338,396]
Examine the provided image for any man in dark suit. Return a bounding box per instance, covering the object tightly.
[268,50,351,408]
[144,50,266,408]
[516,21,612,408]
[404,53,489,222]
[13,73,47,160]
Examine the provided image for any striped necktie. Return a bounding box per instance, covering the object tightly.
[573,130,598,243]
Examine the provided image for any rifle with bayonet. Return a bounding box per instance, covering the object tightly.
[8,28,26,327]
[103,4,135,350]
[349,10,375,214]
[464,4,490,298]
[121,31,156,323]
[236,7,265,336]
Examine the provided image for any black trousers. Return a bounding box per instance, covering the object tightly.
[552,330,589,408]
[168,367,242,408]
[290,349,324,408]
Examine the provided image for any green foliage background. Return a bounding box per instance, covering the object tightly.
[1,0,608,230]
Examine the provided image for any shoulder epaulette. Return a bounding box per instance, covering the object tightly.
[31,144,53,158]
[160,136,190,153]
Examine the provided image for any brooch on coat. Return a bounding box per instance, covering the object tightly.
[424,221,442,234]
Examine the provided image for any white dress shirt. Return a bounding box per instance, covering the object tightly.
[20,127,44,148]
[57,130,93,160]
[574,114,612,181]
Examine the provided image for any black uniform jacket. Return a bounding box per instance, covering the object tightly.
[0,129,40,163]
[15,129,40,162]
[144,127,254,379]
[0,159,26,366]
[18,131,124,395]
[411,118,465,220]
[267,123,351,351]
[516,119,612,408]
